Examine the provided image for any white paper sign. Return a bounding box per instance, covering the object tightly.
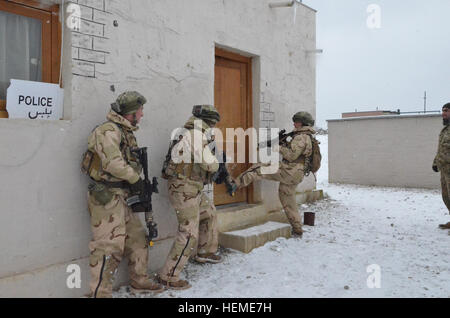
[6,79,64,120]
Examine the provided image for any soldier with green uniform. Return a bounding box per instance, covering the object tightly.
[82,91,163,298]
[158,105,222,290]
[433,102,450,232]
[231,111,317,237]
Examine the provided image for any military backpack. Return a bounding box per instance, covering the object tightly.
[304,134,322,176]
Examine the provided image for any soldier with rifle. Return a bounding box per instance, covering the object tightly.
[159,105,228,290]
[81,91,163,298]
[230,111,319,237]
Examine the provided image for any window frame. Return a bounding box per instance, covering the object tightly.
[0,0,61,118]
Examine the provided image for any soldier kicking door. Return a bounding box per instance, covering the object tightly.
[214,48,253,206]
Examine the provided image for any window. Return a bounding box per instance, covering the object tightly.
[0,0,61,118]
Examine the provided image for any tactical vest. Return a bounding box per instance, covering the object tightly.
[283,131,321,175]
[81,121,141,182]
[282,131,310,164]
[162,127,212,183]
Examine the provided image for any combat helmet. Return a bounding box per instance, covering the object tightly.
[111,91,147,115]
[292,111,315,127]
[192,105,221,126]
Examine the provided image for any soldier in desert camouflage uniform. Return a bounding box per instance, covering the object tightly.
[83,91,163,298]
[158,105,222,290]
[433,103,450,232]
[231,112,317,237]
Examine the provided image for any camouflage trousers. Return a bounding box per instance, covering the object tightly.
[440,170,450,212]
[159,179,218,283]
[87,190,150,298]
[235,164,304,234]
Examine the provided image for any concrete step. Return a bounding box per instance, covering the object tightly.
[219,221,292,253]
[216,203,267,233]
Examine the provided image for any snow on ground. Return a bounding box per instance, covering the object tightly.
[115,135,450,298]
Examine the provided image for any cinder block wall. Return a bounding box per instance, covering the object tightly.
[328,115,442,189]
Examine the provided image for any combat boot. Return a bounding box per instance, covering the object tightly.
[130,278,164,294]
[291,228,303,238]
[158,277,191,290]
[194,253,223,264]
[438,222,450,229]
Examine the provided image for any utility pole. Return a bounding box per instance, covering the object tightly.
[424,91,427,113]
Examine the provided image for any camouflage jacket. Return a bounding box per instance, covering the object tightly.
[279,126,314,177]
[87,110,142,184]
[165,116,219,189]
[434,125,450,172]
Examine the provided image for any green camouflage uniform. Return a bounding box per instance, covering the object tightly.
[159,116,219,283]
[235,126,315,234]
[434,124,450,212]
[86,110,151,298]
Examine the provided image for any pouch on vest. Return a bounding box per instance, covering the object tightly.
[81,150,101,178]
[88,182,114,205]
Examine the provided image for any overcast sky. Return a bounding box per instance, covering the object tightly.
[301,0,450,128]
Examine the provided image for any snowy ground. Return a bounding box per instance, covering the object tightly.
[115,135,450,298]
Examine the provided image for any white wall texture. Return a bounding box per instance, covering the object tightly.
[0,0,316,297]
[328,115,442,189]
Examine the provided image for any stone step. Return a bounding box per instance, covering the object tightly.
[216,203,267,233]
[219,221,292,253]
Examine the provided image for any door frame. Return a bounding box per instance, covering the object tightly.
[215,47,254,204]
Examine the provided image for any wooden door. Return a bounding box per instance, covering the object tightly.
[214,48,252,206]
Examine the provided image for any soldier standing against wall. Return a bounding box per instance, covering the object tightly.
[158,105,223,290]
[231,112,317,237]
[433,102,450,233]
[82,91,163,298]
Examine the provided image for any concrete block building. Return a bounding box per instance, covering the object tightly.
[0,0,317,297]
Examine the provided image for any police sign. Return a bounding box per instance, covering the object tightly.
[6,79,64,120]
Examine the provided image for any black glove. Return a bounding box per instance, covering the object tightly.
[129,178,144,194]
[432,165,439,173]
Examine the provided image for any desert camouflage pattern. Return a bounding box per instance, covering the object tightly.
[434,125,450,212]
[164,116,219,182]
[235,126,315,234]
[87,110,142,184]
[197,193,219,256]
[159,117,219,283]
[86,111,150,298]
[88,193,150,298]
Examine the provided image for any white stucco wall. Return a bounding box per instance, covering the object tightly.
[328,115,442,189]
[0,0,316,297]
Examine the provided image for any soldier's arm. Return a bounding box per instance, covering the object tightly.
[93,124,140,184]
[441,131,450,164]
[279,134,307,162]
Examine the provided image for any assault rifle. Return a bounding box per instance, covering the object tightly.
[127,147,159,247]
[208,139,237,197]
[213,152,237,196]
[258,129,297,149]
